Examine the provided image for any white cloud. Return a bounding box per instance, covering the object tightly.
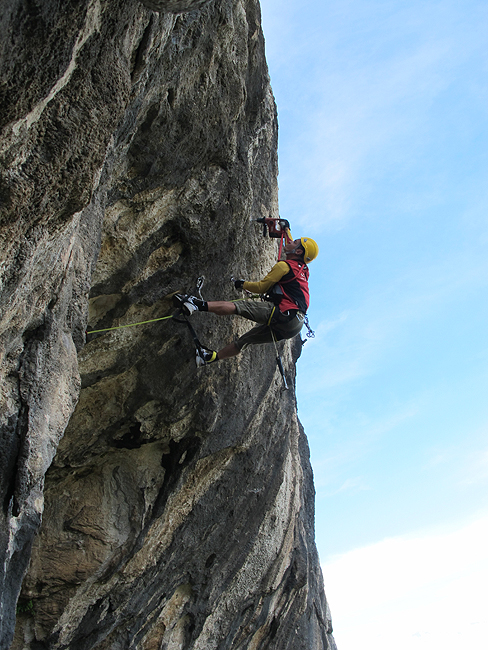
[326,476,371,495]
[322,515,488,650]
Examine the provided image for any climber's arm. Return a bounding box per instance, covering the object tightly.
[243,261,289,294]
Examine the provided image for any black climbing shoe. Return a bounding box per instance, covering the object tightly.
[172,293,200,316]
[196,348,218,367]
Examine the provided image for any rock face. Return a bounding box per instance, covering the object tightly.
[0,1,336,649]
[139,0,214,13]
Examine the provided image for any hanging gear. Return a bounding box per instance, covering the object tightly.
[300,314,316,346]
[196,276,205,300]
[304,315,315,338]
[262,283,284,305]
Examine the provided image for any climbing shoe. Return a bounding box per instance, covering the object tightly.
[172,293,204,316]
[196,348,218,367]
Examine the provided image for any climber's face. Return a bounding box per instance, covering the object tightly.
[284,239,304,258]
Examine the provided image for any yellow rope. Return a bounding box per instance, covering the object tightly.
[86,294,261,335]
[232,293,261,303]
[266,305,276,327]
[86,314,174,334]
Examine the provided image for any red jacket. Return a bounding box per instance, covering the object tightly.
[277,259,310,313]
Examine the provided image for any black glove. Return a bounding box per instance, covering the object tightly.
[279,219,290,230]
[234,279,245,290]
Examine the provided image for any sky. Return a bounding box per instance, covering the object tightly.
[259,0,488,648]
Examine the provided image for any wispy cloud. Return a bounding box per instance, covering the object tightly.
[326,476,371,496]
[322,515,488,650]
[300,249,488,393]
[459,443,488,487]
[304,401,420,494]
[425,426,488,487]
[301,42,456,225]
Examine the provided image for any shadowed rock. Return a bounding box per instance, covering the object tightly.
[140,0,214,13]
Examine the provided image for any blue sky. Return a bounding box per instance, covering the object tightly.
[259,0,488,647]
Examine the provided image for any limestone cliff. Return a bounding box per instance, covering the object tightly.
[0,1,336,648]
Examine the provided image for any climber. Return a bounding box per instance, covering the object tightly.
[172,234,319,366]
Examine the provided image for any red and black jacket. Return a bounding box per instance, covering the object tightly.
[277,259,310,313]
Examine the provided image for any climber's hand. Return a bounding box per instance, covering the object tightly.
[234,279,245,290]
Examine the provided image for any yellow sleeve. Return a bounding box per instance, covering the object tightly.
[243,261,290,294]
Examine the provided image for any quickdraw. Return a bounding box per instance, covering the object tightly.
[172,276,214,362]
[302,315,315,342]
[196,275,205,300]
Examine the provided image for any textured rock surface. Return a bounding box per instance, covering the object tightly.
[139,0,214,13]
[0,1,337,648]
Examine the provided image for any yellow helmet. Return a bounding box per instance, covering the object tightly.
[300,237,319,264]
